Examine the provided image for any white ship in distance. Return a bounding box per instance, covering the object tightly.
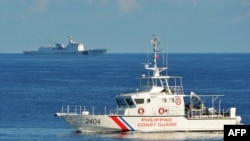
[23,36,107,55]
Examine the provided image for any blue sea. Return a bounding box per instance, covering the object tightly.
[0,53,249,141]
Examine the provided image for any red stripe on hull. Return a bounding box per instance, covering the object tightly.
[110,116,129,131]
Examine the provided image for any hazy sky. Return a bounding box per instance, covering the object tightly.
[0,0,249,53]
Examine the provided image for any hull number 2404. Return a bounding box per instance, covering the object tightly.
[85,118,101,124]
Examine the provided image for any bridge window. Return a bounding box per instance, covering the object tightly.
[162,98,167,103]
[169,98,174,103]
[134,99,144,105]
[116,99,127,106]
[126,98,135,106]
[147,98,151,103]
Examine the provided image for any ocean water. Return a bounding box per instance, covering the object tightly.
[0,53,249,141]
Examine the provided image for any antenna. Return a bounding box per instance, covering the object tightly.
[147,40,150,77]
[165,34,169,76]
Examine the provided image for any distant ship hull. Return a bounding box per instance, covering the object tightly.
[23,36,107,55]
[23,50,81,55]
[81,49,107,55]
[23,49,107,55]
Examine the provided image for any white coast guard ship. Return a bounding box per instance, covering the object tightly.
[23,36,107,55]
[55,34,242,132]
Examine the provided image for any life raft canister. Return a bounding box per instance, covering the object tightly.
[138,108,144,114]
[158,108,166,114]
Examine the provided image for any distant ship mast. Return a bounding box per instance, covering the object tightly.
[68,35,74,44]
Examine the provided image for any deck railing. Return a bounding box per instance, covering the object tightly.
[59,105,231,118]
[185,107,229,119]
[59,105,123,115]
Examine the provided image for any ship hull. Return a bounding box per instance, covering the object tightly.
[23,49,107,55]
[23,51,81,55]
[81,49,107,55]
[23,36,107,55]
[58,114,238,132]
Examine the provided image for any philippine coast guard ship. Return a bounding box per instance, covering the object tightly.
[23,36,107,55]
[55,34,242,132]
